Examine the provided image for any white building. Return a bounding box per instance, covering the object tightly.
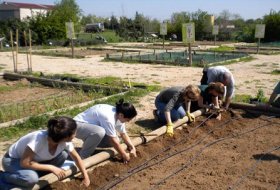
[0,1,54,21]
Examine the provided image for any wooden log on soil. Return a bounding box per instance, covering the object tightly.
[230,102,280,115]
[32,109,206,190]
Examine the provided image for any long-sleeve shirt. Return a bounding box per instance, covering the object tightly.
[156,86,185,112]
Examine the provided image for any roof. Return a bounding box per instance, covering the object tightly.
[1,1,55,9]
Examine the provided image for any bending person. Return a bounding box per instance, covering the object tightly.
[194,82,225,120]
[0,116,90,189]
[201,66,234,109]
[154,85,201,136]
[74,99,137,163]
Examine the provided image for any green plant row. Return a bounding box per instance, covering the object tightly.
[0,89,104,123]
[0,85,159,141]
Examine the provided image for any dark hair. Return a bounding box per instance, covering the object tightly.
[47,116,77,143]
[207,82,225,96]
[115,98,137,119]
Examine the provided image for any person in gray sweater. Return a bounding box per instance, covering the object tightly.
[154,85,201,136]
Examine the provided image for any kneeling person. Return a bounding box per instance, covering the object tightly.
[74,99,137,163]
[0,116,90,189]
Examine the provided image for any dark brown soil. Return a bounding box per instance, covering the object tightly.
[47,110,280,190]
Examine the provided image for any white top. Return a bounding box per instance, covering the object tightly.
[74,104,126,137]
[8,130,74,162]
[207,66,235,98]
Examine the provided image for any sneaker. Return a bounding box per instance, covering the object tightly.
[153,109,159,123]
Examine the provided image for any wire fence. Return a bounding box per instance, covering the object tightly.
[107,50,248,66]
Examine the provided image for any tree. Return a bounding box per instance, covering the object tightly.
[48,0,82,39]
[169,12,191,40]
[263,10,280,42]
[28,0,82,44]
[107,15,119,30]
[191,9,209,40]
[0,18,29,46]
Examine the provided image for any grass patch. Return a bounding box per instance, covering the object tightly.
[0,83,160,141]
[254,63,269,67]
[31,50,85,59]
[0,89,104,123]
[77,30,122,43]
[209,45,235,52]
[271,69,280,75]
[84,76,128,87]
[209,56,254,67]
[0,81,31,92]
[232,94,252,103]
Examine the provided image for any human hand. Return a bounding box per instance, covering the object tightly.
[186,112,195,122]
[51,166,67,180]
[122,152,131,164]
[216,113,222,120]
[210,104,220,110]
[81,175,90,187]
[166,123,174,137]
[129,146,137,158]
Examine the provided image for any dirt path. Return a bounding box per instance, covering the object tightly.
[0,49,279,97]
[0,45,279,186]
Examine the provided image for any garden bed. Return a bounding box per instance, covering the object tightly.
[47,109,280,190]
[0,73,130,124]
[0,78,106,123]
[30,48,118,58]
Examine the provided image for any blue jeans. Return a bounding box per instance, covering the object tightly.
[1,151,68,189]
[155,97,186,124]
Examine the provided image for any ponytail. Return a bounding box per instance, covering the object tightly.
[47,116,77,143]
[115,98,137,119]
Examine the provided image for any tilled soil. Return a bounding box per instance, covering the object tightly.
[47,110,280,190]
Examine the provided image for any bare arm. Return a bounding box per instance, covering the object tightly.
[109,136,130,163]
[185,100,191,113]
[164,111,172,124]
[120,133,137,157]
[224,96,231,109]
[20,147,66,180]
[69,149,90,187]
[212,96,220,108]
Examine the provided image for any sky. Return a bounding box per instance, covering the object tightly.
[4,0,280,20]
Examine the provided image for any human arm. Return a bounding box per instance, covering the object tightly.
[164,111,172,126]
[185,100,195,122]
[212,96,222,120]
[109,136,130,163]
[224,96,231,109]
[163,91,181,125]
[20,147,66,180]
[185,100,191,113]
[69,149,90,187]
[120,133,137,158]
